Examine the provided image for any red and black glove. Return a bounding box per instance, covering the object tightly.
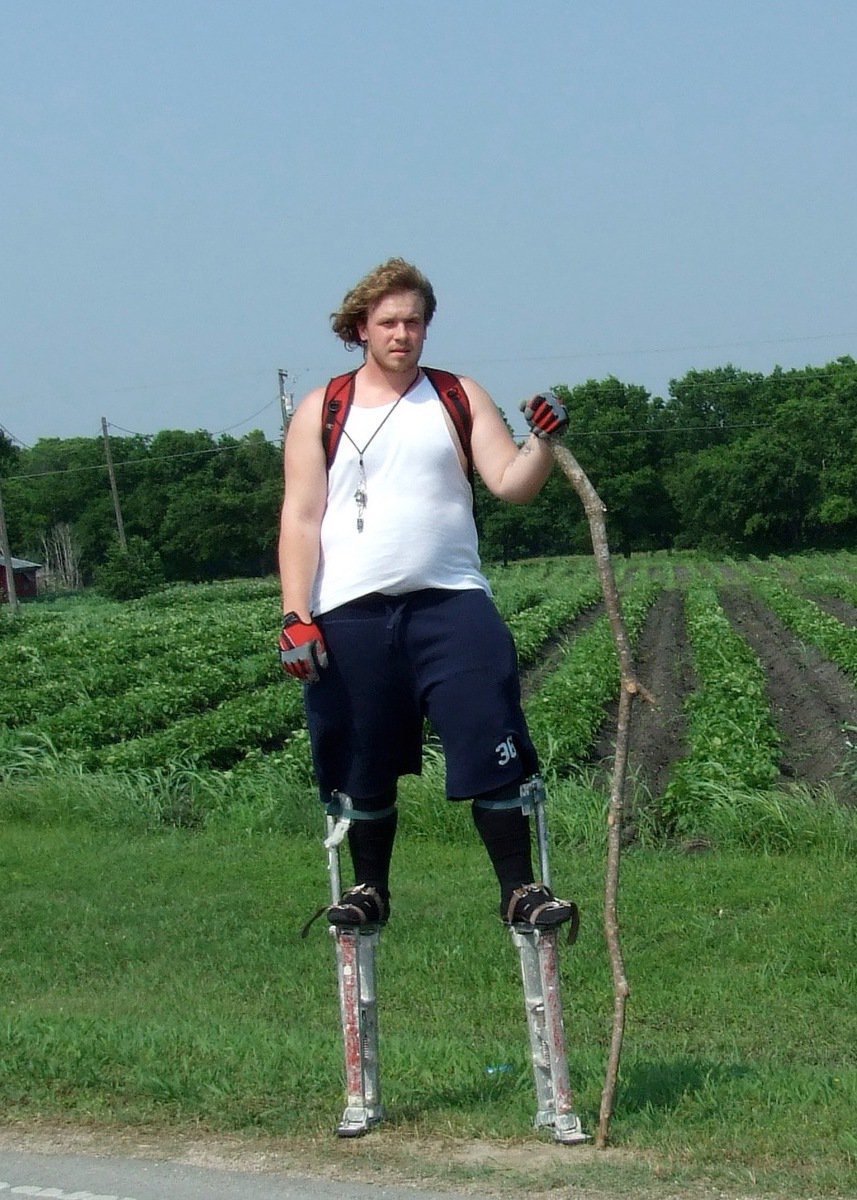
[520,392,569,439]
[279,612,328,683]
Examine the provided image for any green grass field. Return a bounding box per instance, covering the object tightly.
[1,560,855,1196]
[1,799,854,1198]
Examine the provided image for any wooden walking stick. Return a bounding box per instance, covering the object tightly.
[549,440,653,1149]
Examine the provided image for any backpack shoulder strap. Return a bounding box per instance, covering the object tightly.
[322,366,475,487]
[423,367,474,488]
[321,370,358,468]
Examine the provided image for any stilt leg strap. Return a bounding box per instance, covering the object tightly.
[325,791,398,822]
[323,791,397,851]
[473,776,546,815]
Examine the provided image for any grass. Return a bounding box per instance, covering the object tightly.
[0,805,855,1198]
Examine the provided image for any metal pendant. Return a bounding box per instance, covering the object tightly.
[354,460,367,532]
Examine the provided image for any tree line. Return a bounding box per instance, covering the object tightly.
[2,357,855,589]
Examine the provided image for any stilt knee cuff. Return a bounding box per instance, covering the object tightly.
[472,775,545,815]
[325,790,398,822]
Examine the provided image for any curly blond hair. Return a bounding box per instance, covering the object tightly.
[330,258,437,349]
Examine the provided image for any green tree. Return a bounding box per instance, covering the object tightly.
[5,437,116,571]
[93,536,165,600]
[156,431,281,580]
[662,445,740,551]
[0,431,19,477]
[660,364,770,458]
[665,358,857,552]
[554,378,675,551]
[769,360,857,548]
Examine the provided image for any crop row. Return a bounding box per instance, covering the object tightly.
[504,580,603,665]
[1,567,587,764]
[14,594,273,672]
[15,652,278,752]
[86,681,306,772]
[743,571,857,681]
[765,551,857,606]
[75,576,605,775]
[662,575,781,833]
[3,565,604,726]
[490,556,601,621]
[123,572,653,780]
[0,596,279,726]
[3,557,849,795]
[524,574,662,773]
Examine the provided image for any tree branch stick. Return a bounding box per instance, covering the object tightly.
[550,440,648,1148]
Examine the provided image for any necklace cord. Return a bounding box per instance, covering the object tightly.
[340,369,421,532]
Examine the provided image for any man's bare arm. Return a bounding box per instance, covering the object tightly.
[278,388,328,619]
[464,378,555,503]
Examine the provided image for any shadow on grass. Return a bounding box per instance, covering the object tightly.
[390,1060,756,1127]
[619,1058,753,1111]
[390,1072,533,1124]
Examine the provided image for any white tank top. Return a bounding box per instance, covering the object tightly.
[312,373,491,614]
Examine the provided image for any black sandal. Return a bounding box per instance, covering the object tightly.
[327,884,390,928]
[504,883,579,938]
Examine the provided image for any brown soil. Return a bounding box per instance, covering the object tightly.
[810,593,857,628]
[520,602,603,702]
[718,587,856,802]
[589,590,695,818]
[584,585,856,809]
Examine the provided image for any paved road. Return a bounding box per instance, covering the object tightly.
[0,1148,491,1200]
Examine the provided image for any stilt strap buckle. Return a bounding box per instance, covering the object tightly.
[325,790,397,835]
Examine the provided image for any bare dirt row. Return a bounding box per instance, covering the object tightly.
[718,586,855,803]
[533,584,856,809]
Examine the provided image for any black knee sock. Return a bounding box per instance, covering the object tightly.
[471,799,534,911]
[346,792,398,897]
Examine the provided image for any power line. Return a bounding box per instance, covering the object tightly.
[208,396,280,436]
[0,424,31,450]
[22,356,857,454]
[106,422,148,436]
[6,330,854,417]
[4,357,855,481]
[7,405,855,484]
[5,441,248,482]
[466,332,856,369]
[569,421,772,439]
[105,396,281,439]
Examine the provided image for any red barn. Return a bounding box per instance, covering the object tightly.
[0,556,41,602]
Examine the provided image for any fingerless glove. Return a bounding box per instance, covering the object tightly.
[279,612,328,683]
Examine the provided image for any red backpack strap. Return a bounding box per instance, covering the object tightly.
[423,367,474,488]
[322,366,474,487]
[321,370,358,468]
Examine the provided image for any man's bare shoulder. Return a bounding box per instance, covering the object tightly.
[289,386,326,430]
[282,387,329,466]
[456,375,499,415]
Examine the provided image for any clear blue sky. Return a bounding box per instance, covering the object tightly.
[3,0,855,448]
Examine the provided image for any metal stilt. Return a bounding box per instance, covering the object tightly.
[332,924,384,1136]
[512,777,589,1144]
[510,925,587,1143]
[325,807,385,1137]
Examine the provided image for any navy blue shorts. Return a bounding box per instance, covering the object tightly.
[304,588,539,803]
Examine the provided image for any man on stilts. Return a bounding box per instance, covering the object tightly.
[279,257,587,1142]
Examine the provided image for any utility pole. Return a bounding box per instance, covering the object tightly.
[0,480,19,613]
[278,369,295,434]
[101,417,127,550]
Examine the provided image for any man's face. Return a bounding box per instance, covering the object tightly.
[358,290,427,374]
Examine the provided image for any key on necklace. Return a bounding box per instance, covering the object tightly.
[354,485,367,533]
